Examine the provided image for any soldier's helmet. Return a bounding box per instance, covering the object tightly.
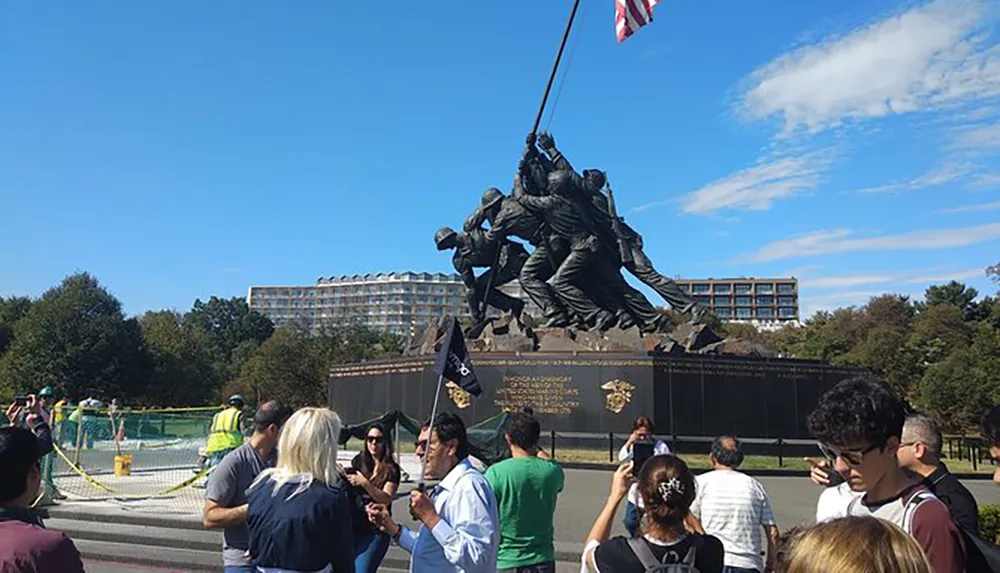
[434,227,458,250]
[481,187,504,209]
[582,169,607,192]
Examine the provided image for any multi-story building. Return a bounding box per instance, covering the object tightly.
[247,272,542,336]
[673,277,799,329]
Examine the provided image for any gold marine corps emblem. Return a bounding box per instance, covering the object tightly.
[445,381,472,409]
[601,379,635,414]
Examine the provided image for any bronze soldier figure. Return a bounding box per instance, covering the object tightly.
[434,226,527,323]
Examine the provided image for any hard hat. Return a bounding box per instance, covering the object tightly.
[481,187,504,209]
[228,394,245,405]
[434,227,458,250]
[38,386,54,398]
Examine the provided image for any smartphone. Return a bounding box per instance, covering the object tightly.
[13,396,26,406]
[633,440,655,472]
[344,467,358,475]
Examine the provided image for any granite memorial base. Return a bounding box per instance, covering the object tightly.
[329,352,861,440]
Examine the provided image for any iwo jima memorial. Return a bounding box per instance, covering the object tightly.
[329,0,858,444]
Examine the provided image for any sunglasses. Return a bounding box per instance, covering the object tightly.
[817,442,879,467]
[366,435,385,444]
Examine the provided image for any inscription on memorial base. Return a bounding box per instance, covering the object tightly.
[494,375,581,415]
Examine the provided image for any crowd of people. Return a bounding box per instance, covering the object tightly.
[3,374,1000,572]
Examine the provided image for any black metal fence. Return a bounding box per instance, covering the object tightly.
[542,431,995,471]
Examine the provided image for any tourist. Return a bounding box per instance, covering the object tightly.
[203,400,291,573]
[807,376,965,572]
[205,394,247,472]
[980,405,1000,487]
[246,407,356,572]
[582,455,724,572]
[485,411,564,573]
[783,516,932,573]
[0,402,85,572]
[691,435,780,572]
[808,412,980,534]
[366,412,500,572]
[346,421,401,573]
[522,407,552,459]
[618,416,671,536]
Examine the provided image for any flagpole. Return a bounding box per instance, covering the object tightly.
[530,0,583,137]
[418,373,445,491]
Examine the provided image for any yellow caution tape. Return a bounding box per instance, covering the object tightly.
[51,443,215,499]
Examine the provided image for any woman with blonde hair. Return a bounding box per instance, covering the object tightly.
[782,516,932,573]
[247,407,355,573]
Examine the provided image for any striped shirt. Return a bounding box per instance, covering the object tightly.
[691,469,776,571]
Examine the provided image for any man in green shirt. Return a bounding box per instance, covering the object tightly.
[485,412,565,573]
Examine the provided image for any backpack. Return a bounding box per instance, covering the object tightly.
[627,536,702,573]
[904,490,1000,573]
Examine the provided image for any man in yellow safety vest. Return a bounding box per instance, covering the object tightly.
[205,395,247,470]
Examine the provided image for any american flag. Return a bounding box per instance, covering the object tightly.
[616,0,660,43]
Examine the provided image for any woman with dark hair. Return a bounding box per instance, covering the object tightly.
[346,422,401,573]
[583,455,724,572]
[618,416,671,537]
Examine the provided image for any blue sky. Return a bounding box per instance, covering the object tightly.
[3,0,1000,318]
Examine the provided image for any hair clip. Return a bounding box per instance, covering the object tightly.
[658,477,684,503]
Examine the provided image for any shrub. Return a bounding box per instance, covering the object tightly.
[980,504,1000,544]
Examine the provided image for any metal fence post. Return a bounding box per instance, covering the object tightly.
[973,442,979,471]
[609,432,614,463]
[551,429,556,460]
[777,438,784,468]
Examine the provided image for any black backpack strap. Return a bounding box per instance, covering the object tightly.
[627,537,664,569]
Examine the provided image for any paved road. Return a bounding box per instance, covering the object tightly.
[84,561,188,573]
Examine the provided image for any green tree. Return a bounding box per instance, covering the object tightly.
[184,296,275,384]
[919,281,980,320]
[228,329,329,407]
[139,311,217,407]
[908,304,972,364]
[0,296,32,355]
[1,273,149,401]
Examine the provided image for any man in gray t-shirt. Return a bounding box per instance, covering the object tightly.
[203,400,290,572]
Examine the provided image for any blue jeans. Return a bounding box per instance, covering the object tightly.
[354,530,391,573]
[223,566,254,573]
[723,567,760,573]
[623,501,640,537]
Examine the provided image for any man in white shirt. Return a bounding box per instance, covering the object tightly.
[691,436,779,573]
[367,412,500,573]
[617,416,670,536]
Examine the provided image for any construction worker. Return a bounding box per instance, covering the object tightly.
[205,395,247,471]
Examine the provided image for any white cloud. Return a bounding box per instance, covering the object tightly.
[802,267,984,289]
[745,222,1000,262]
[800,290,887,318]
[903,268,985,282]
[737,0,1000,133]
[672,152,833,215]
[971,173,1000,188]
[855,162,971,194]
[805,274,896,289]
[937,200,1000,213]
[951,122,1000,149]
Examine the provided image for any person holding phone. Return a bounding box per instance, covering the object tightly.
[346,422,401,573]
[618,417,671,537]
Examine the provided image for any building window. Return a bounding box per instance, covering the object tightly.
[778,296,796,306]
[756,295,774,306]
[735,296,751,307]
[779,307,797,318]
[777,283,796,294]
[715,307,732,318]
[713,296,731,306]
[713,283,731,294]
[756,283,774,295]
[735,283,752,295]
[736,308,751,319]
[694,295,711,304]
[757,307,774,318]
[679,284,691,293]
[692,283,711,294]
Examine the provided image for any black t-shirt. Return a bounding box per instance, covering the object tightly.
[594,534,725,573]
[350,453,401,489]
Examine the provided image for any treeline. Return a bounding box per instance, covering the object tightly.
[724,280,1000,433]
[0,273,402,408]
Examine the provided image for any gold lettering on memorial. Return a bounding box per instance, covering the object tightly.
[493,375,580,415]
[601,379,635,414]
[445,381,472,410]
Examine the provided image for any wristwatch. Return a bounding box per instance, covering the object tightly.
[392,526,404,544]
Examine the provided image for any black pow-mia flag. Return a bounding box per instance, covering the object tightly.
[431,317,482,396]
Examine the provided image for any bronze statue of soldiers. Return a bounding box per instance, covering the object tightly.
[434,226,526,323]
[537,132,705,325]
